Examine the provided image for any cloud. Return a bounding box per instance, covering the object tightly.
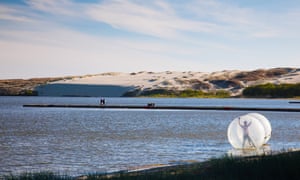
[1,0,300,78]
[83,0,300,40]
[186,0,299,39]
[252,30,281,38]
[86,0,217,39]
[0,30,206,78]
[0,5,35,23]
[14,0,300,40]
[191,0,255,25]
[25,0,81,16]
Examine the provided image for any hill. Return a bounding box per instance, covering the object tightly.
[1,67,300,97]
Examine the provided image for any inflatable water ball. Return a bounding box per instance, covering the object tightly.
[247,113,272,143]
[227,113,270,149]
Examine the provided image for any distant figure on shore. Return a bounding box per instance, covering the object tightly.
[100,98,106,105]
[239,117,255,148]
[147,103,155,108]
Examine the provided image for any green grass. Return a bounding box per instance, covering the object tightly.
[243,83,300,98]
[86,150,300,180]
[3,150,300,180]
[3,171,73,180]
[138,89,231,98]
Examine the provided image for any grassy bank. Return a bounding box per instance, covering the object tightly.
[135,89,231,98]
[4,150,300,180]
[243,83,300,98]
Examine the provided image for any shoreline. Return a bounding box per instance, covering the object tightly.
[1,93,300,100]
[78,149,300,180]
[3,149,300,179]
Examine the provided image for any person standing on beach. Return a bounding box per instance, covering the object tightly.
[239,117,255,148]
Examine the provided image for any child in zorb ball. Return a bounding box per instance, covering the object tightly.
[238,117,255,148]
[227,113,272,149]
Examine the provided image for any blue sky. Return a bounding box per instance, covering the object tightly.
[1,0,300,79]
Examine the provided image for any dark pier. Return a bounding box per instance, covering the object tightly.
[23,104,300,112]
[289,101,300,104]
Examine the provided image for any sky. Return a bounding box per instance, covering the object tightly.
[0,0,300,79]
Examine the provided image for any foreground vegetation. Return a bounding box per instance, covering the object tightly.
[4,150,300,180]
[243,83,300,98]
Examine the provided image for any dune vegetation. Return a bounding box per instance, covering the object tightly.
[243,83,300,98]
[138,89,231,98]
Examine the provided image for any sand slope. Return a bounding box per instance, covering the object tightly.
[48,68,300,97]
[1,68,299,96]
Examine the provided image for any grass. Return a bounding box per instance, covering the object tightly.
[3,171,73,180]
[91,150,300,180]
[139,89,231,98]
[243,83,300,98]
[3,150,300,180]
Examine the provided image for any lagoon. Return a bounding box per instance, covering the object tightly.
[0,97,299,176]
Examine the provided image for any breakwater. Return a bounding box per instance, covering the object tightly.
[23,104,300,112]
[289,101,300,104]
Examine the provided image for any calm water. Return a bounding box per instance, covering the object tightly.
[0,97,299,176]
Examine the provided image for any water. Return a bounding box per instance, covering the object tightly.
[0,97,299,176]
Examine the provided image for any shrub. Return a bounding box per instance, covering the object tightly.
[243,83,300,98]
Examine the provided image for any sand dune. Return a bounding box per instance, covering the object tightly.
[1,68,299,96]
[47,68,300,97]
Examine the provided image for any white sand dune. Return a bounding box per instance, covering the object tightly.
[54,71,238,90]
[40,68,300,97]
